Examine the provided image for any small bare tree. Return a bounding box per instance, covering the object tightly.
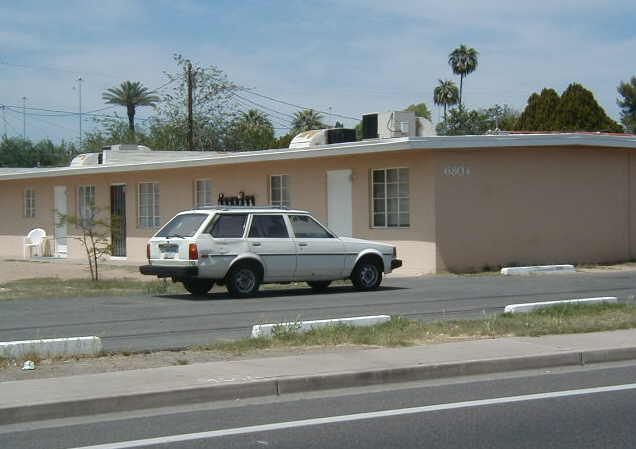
[57,203,123,281]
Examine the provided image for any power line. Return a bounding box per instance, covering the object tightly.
[243,89,358,121]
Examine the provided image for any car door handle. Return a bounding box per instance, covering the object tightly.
[252,242,262,247]
[298,242,308,247]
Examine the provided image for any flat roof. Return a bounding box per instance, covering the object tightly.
[1,133,635,181]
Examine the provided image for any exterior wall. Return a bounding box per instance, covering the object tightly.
[0,151,439,273]
[2,141,634,275]
[434,145,634,272]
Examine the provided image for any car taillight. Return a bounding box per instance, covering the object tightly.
[189,243,199,260]
[393,247,397,258]
[146,243,150,261]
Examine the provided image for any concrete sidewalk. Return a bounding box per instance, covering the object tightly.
[2,329,636,424]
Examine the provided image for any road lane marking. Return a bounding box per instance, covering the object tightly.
[65,383,636,449]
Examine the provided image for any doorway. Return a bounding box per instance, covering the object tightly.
[110,185,127,257]
[327,169,353,237]
[53,186,67,256]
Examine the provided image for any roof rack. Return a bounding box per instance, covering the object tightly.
[193,205,291,211]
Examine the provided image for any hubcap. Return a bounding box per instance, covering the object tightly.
[359,264,378,286]
[236,269,256,292]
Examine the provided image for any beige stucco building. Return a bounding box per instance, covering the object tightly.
[2,133,636,274]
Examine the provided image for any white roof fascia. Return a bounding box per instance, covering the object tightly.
[1,134,635,181]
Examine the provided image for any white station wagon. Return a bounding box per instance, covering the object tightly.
[140,206,402,297]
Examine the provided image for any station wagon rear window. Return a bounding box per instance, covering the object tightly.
[155,213,208,238]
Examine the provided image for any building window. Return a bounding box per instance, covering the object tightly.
[195,179,213,207]
[270,174,290,207]
[372,167,410,228]
[77,185,96,222]
[24,188,35,218]
[139,182,160,228]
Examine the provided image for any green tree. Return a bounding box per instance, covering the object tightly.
[433,79,460,124]
[516,88,560,131]
[556,83,622,132]
[436,106,489,135]
[405,103,432,120]
[517,84,622,132]
[148,54,243,151]
[617,76,636,133]
[485,104,519,131]
[102,81,159,137]
[81,117,150,153]
[0,135,76,167]
[290,109,327,134]
[231,109,275,150]
[448,44,479,107]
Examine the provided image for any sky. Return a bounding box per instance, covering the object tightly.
[0,0,635,146]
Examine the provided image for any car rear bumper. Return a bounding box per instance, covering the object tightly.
[139,265,199,278]
[391,259,403,270]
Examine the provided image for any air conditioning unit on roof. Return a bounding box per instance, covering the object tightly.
[362,111,436,139]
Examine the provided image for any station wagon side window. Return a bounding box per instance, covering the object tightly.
[248,215,289,238]
[289,215,334,238]
[209,214,248,238]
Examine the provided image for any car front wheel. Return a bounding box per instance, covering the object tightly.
[225,263,262,298]
[351,259,382,291]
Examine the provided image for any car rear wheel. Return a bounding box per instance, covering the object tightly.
[307,281,332,292]
[351,258,382,291]
[225,263,262,298]
[182,279,214,295]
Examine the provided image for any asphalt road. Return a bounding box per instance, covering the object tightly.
[1,270,635,352]
[2,361,635,448]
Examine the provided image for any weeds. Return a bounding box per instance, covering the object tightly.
[0,277,185,300]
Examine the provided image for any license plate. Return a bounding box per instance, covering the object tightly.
[160,244,178,259]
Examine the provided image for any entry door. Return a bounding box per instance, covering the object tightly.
[53,186,67,256]
[327,169,353,237]
[110,185,127,257]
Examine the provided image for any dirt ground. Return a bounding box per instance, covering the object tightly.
[1,257,634,382]
[1,257,147,283]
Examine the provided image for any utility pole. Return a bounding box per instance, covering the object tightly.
[1,105,6,135]
[187,63,194,150]
[21,96,27,144]
[77,77,84,150]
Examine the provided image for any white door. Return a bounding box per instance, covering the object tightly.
[327,169,353,237]
[54,186,67,256]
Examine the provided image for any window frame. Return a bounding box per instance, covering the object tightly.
[269,174,291,207]
[371,167,410,229]
[138,181,160,229]
[194,178,213,208]
[24,188,35,219]
[77,185,96,223]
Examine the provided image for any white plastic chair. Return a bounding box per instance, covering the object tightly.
[23,228,46,258]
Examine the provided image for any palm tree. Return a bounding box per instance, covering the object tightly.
[448,44,479,108]
[102,81,159,136]
[433,79,460,124]
[238,109,273,131]
[235,109,274,150]
[290,109,327,134]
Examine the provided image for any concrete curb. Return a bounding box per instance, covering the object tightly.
[251,315,391,338]
[0,336,102,359]
[504,297,618,314]
[3,346,636,425]
[501,265,576,275]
